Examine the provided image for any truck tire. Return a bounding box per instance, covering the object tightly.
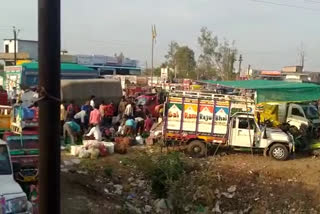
[187,140,206,158]
[269,144,289,161]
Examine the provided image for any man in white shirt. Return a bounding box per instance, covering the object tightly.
[124,102,133,117]
[86,125,102,141]
[90,95,96,109]
[74,110,86,130]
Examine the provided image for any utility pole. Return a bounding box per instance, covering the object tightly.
[13,26,18,66]
[151,25,157,88]
[38,0,61,213]
[299,42,305,70]
[238,54,243,75]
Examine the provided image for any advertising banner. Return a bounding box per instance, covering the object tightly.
[198,100,214,133]
[183,98,198,132]
[213,101,230,135]
[231,102,255,115]
[167,97,183,130]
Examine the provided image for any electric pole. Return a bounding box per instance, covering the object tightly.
[13,26,19,66]
[238,54,243,75]
[145,60,148,75]
[38,0,61,213]
[299,42,305,70]
[151,24,157,88]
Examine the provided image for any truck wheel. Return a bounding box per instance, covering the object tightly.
[269,144,289,161]
[187,140,206,158]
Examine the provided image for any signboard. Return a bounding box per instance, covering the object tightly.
[231,102,255,115]
[167,97,183,130]
[183,98,198,132]
[260,70,281,76]
[161,68,168,82]
[213,101,229,135]
[4,66,22,91]
[198,100,214,133]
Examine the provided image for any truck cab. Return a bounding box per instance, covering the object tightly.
[229,113,294,160]
[0,139,31,213]
[286,103,320,130]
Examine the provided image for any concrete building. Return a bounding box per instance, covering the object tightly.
[0,39,38,66]
[3,39,38,60]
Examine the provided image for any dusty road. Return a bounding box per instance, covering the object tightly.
[61,148,320,213]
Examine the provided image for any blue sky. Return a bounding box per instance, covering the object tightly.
[1,0,320,71]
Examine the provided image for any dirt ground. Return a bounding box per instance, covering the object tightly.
[60,147,320,214]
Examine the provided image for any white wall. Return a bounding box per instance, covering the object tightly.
[3,40,16,53]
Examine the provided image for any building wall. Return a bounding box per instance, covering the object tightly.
[3,40,16,53]
[3,40,38,60]
[17,41,38,60]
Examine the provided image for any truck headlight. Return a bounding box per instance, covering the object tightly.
[6,196,28,213]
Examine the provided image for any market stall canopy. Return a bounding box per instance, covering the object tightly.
[202,80,320,103]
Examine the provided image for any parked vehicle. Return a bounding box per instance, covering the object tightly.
[163,91,294,160]
[0,139,32,213]
[61,79,122,105]
[0,105,12,137]
[260,103,320,138]
[3,132,39,184]
[3,63,98,92]
[0,87,8,105]
[136,94,159,117]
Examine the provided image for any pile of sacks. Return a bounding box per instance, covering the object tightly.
[114,137,132,154]
[71,140,114,159]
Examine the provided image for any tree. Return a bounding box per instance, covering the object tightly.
[165,41,179,69]
[197,27,238,80]
[197,27,219,80]
[143,67,161,77]
[217,40,237,80]
[174,46,196,79]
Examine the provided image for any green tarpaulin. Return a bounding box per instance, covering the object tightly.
[22,62,94,71]
[203,80,320,103]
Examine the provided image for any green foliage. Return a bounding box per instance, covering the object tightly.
[174,46,196,79]
[197,27,238,80]
[135,152,185,198]
[104,167,113,177]
[143,67,161,77]
[165,41,179,69]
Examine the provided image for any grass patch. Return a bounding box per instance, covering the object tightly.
[134,152,186,198]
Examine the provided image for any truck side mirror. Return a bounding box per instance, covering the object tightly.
[12,162,21,173]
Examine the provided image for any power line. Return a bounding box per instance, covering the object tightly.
[251,0,320,12]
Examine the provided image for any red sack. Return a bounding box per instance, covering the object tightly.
[99,144,108,157]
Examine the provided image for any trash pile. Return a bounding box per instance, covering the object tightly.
[68,136,144,158]
[70,140,114,159]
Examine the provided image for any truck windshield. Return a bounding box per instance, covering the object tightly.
[303,106,319,120]
[0,145,12,175]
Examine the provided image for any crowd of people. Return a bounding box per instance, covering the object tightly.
[61,95,155,145]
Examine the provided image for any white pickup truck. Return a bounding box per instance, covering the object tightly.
[164,92,294,160]
[0,139,31,214]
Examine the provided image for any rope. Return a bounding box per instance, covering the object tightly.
[245,90,254,156]
[36,86,60,103]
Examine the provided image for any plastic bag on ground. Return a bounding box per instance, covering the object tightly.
[103,142,115,154]
[79,148,90,158]
[89,148,100,159]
